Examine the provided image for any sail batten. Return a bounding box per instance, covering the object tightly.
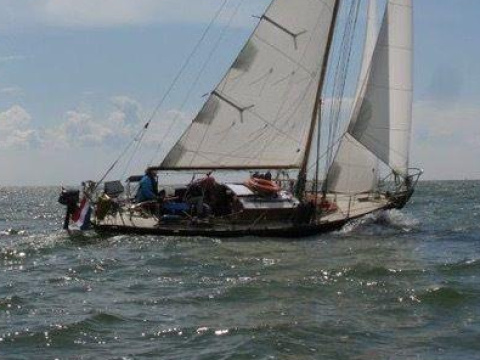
[160,0,337,170]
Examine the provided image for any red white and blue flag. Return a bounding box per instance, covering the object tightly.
[71,197,92,230]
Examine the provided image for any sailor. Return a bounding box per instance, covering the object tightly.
[58,188,79,230]
[186,176,216,217]
[135,168,159,203]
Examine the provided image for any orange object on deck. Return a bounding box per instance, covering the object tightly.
[244,178,281,195]
[306,194,338,213]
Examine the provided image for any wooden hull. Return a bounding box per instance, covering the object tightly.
[93,218,350,239]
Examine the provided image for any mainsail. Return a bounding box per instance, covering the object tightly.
[160,0,337,170]
[327,0,413,193]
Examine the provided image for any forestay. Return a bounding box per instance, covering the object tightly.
[160,0,337,170]
[326,0,379,194]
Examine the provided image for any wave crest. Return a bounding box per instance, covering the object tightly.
[338,209,420,235]
[418,286,467,306]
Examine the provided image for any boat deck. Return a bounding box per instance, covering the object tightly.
[321,193,389,223]
[94,193,392,238]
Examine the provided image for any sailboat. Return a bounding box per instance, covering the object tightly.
[73,0,422,238]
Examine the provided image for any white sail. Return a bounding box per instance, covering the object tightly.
[361,0,378,89]
[326,0,379,194]
[160,0,337,170]
[348,0,413,176]
[326,134,379,193]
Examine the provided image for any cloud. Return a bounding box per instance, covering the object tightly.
[109,96,142,126]
[0,0,269,30]
[144,108,191,145]
[411,100,480,179]
[0,105,41,149]
[48,109,136,149]
[49,110,113,148]
[0,55,28,63]
[45,95,191,152]
[1,86,25,97]
[426,66,465,103]
[43,0,162,28]
[413,100,480,144]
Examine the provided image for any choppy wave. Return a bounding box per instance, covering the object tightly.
[343,264,403,278]
[0,312,126,348]
[437,258,480,274]
[337,209,421,236]
[2,183,480,359]
[0,228,28,237]
[418,286,468,307]
[0,295,24,311]
[0,231,71,259]
[377,209,420,229]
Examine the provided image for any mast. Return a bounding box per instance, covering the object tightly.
[297,0,342,198]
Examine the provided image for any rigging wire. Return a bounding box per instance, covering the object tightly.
[309,129,347,174]
[94,124,149,190]
[146,0,246,169]
[123,0,236,179]
[321,0,362,185]
[323,1,412,180]
[97,0,231,185]
[308,1,361,192]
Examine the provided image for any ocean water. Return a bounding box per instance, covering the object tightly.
[1,182,479,360]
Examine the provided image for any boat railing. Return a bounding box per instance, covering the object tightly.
[377,168,423,195]
[405,168,424,190]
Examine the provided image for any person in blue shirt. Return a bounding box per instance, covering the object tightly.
[135,168,159,203]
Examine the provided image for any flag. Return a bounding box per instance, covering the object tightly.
[71,197,92,231]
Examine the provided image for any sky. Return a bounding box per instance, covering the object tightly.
[0,0,479,186]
